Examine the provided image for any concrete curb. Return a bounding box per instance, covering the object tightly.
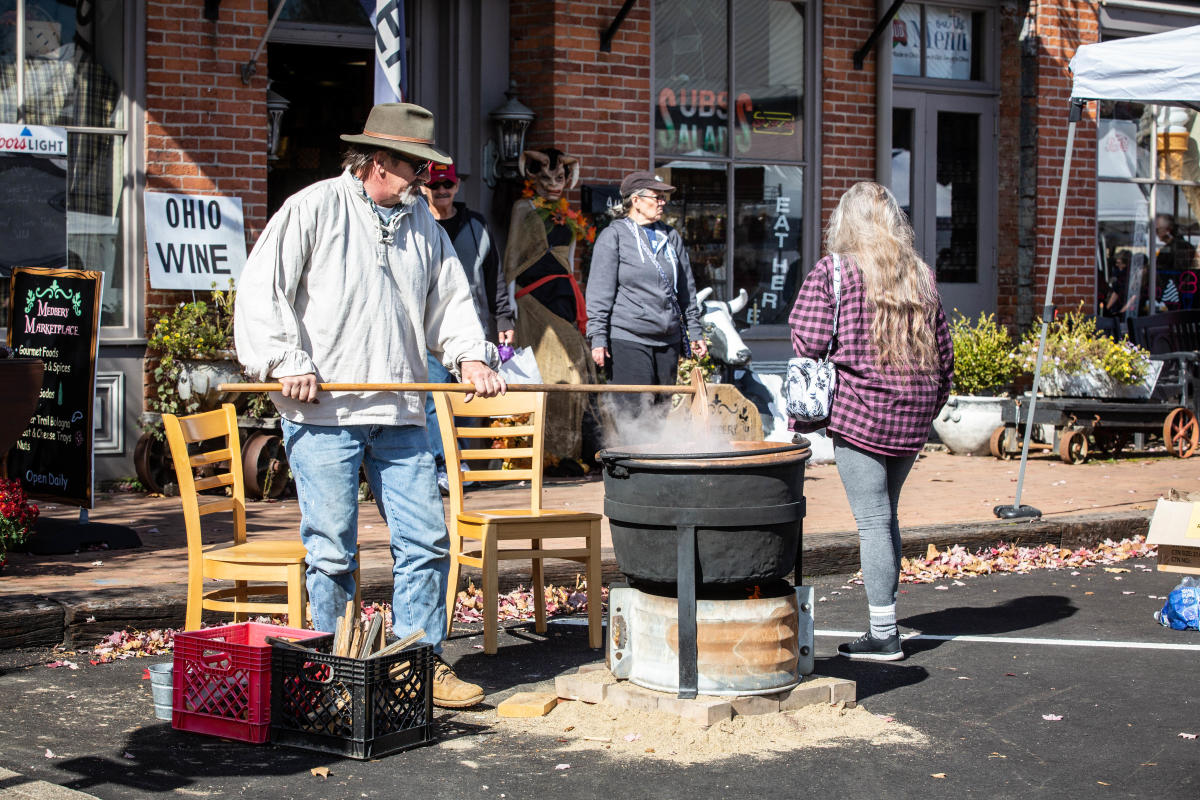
[0,510,1151,651]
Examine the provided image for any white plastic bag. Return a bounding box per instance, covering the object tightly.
[498,346,543,385]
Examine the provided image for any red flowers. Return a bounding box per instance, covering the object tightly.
[0,478,39,554]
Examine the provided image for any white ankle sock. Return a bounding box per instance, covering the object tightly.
[868,603,897,639]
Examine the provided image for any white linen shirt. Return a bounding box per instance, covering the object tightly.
[234,170,497,426]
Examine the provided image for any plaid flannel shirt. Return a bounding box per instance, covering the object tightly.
[788,255,954,456]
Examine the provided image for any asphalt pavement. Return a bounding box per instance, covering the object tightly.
[2,560,1197,800]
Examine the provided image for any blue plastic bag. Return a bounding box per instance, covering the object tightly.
[1155,576,1200,631]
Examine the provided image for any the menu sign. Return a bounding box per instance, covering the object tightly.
[6,267,102,508]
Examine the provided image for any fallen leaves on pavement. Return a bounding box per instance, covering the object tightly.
[453,576,608,624]
[900,536,1155,584]
[89,628,176,664]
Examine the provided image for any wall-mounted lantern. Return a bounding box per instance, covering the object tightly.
[482,85,535,188]
[266,84,290,163]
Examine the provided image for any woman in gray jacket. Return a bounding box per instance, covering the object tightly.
[585,171,707,387]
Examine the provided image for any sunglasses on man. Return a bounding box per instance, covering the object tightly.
[427,180,457,190]
[396,155,431,177]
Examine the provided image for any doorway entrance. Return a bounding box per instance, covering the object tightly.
[892,90,997,318]
[266,43,373,216]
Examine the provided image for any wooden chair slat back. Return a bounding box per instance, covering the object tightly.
[162,404,247,553]
[432,391,547,516]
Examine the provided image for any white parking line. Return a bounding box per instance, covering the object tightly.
[815,629,1200,651]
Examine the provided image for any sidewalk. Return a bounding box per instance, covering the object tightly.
[1,448,1187,649]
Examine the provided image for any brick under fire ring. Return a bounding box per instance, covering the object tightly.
[552,663,855,727]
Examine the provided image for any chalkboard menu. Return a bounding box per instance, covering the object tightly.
[6,267,102,507]
[0,152,68,278]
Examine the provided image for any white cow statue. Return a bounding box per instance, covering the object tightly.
[696,287,752,367]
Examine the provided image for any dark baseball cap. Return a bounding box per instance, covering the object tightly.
[620,170,674,197]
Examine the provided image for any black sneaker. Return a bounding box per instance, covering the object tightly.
[837,632,904,662]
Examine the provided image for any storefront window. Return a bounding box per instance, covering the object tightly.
[653,0,810,329]
[892,3,984,82]
[0,0,128,328]
[657,161,727,295]
[733,0,804,162]
[1097,99,1200,314]
[733,165,803,325]
[654,0,728,158]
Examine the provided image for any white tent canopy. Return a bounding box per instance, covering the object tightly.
[1070,24,1200,103]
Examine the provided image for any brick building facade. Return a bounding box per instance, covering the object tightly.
[4,0,1198,482]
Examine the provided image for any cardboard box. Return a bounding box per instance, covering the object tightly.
[1146,499,1200,574]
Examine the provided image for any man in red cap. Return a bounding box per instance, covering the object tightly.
[420,160,514,492]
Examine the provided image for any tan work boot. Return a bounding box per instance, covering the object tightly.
[432,656,484,708]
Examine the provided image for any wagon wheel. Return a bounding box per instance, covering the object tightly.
[134,432,176,494]
[1059,428,1089,464]
[989,426,1016,460]
[1163,407,1199,458]
[241,431,291,499]
[1093,430,1130,457]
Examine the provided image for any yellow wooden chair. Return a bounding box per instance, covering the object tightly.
[433,390,603,654]
[163,404,308,631]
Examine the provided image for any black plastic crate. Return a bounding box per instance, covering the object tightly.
[270,644,435,759]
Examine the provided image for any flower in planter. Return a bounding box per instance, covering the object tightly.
[1012,308,1153,394]
[949,311,1018,396]
[145,284,272,423]
[0,478,39,562]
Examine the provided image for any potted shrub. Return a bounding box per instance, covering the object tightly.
[1012,308,1157,399]
[0,478,39,573]
[139,285,275,495]
[147,284,245,418]
[933,312,1018,455]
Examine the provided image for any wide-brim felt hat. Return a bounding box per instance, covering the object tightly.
[340,102,452,165]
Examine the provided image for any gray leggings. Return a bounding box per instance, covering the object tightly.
[832,433,918,608]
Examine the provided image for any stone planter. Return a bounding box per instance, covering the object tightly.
[1037,361,1162,400]
[932,395,1006,456]
[0,357,45,455]
[176,350,244,412]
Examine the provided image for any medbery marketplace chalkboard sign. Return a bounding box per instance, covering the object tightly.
[6,267,102,507]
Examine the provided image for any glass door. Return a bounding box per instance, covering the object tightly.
[892,90,997,319]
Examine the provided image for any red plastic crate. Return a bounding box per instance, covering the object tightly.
[173,622,332,743]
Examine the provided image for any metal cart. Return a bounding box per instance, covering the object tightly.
[988,395,1198,464]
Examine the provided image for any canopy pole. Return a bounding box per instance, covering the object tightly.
[995,98,1086,520]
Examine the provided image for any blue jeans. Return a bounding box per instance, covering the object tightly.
[281,419,449,652]
[425,354,450,468]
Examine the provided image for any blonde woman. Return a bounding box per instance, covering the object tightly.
[788,182,954,661]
